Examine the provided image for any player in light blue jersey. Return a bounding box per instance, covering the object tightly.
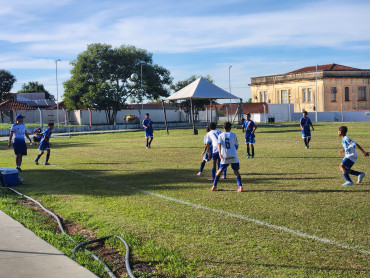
[8,114,32,172]
[338,126,368,186]
[35,123,54,165]
[211,122,244,192]
[206,122,227,181]
[300,111,314,149]
[242,113,257,158]
[142,113,153,149]
[197,126,212,176]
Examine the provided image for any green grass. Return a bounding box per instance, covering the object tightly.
[0,122,369,277]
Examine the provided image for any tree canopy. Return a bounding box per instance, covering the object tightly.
[18,81,51,99]
[0,69,16,103]
[63,43,172,124]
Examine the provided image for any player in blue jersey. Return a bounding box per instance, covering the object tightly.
[242,113,257,158]
[206,122,227,180]
[338,126,368,186]
[8,114,33,172]
[142,113,153,149]
[197,126,212,176]
[211,122,244,192]
[34,123,54,165]
[300,111,314,149]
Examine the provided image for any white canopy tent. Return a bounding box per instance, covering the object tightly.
[165,77,240,134]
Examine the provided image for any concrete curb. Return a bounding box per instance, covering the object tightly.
[0,209,98,278]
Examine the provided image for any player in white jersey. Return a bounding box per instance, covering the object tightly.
[8,114,32,171]
[206,122,226,180]
[338,126,368,186]
[211,122,244,192]
[197,126,212,176]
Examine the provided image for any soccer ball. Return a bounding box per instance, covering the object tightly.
[130,73,138,81]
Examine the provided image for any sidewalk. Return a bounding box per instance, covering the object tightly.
[0,209,98,278]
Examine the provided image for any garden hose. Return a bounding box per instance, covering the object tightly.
[6,187,136,278]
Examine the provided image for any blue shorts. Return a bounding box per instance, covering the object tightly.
[13,140,27,156]
[341,158,355,169]
[245,133,255,144]
[212,152,220,161]
[145,129,153,138]
[203,152,212,162]
[220,163,240,171]
[39,140,50,151]
[302,130,311,138]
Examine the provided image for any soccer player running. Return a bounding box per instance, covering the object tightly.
[300,111,314,149]
[197,126,212,176]
[8,114,32,172]
[211,122,244,192]
[242,113,257,158]
[142,113,153,149]
[338,126,368,186]
[34,123,54,165]
[206,122,226,181]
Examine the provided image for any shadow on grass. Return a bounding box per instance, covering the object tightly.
[200,259,369,272]
[15,168,208,197]
[13,166,369,197]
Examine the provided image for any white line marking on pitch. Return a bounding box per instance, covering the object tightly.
[48,163,370,256]
[1,150,368,256]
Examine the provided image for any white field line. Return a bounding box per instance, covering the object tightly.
[48,164,370,256]
[1,149,369,256]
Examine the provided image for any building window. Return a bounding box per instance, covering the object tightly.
[308,88,312,102]
[344,87,350,101]
[358,86,367,100]
[302,88,307,102]
[331,87,337,102]
[281,90,288,104]
[259,91,268,102]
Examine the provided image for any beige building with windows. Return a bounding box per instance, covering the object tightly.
[249,64,370,112]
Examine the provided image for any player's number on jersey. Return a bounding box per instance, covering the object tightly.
[225,138,230,149]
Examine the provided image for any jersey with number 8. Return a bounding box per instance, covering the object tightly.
[218,131,239,164]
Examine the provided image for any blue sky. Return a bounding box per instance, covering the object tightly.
[1,0,370,102]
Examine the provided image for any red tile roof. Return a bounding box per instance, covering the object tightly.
[0,100,36,110]
[216,102,268,114]
[288,64,359,74]
[242,103,268,114]
[46,101,66,110]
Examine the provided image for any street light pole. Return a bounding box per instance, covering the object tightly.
[140,63,144,123]
[55,59,61,127]
[228,65,232,122]
[315,64,318,122]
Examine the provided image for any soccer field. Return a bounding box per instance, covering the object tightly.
[0,122,369,277]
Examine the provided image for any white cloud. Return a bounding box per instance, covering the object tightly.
[1,0,370,56]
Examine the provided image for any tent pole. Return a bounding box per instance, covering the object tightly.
[190,98,196,134]
[161,100,169,135]
[229,99,232,122]
[210,100,212,123]
[239,98,243,124]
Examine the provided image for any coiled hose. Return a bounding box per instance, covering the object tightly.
[7,187,136,278]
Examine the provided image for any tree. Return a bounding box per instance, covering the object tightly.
[170,75,215,111]
[0,69,16,123]
[63,43,172,124]
[18,81,51,99]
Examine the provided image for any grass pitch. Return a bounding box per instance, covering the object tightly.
[0,122,369,277]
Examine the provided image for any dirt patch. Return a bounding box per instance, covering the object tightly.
[18,197,159,277]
